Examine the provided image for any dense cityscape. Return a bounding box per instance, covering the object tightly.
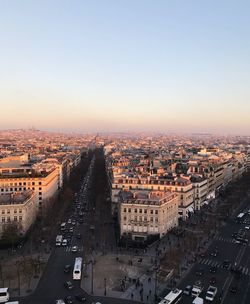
[0,130,250,303]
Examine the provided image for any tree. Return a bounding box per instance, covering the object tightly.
[2,223,20,247]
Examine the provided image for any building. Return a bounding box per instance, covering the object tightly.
[0,190,36,239]
[119,190,179,242]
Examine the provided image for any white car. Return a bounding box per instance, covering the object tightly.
[62,239,67,246]
[55,300,65,304]
[71,246,78,252]
[245,226,250,230]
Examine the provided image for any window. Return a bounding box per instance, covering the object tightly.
[7,210,10,214]
[123,216,127,221]
[19,216,22,221]
[7,217,10,222]
[39,182,42,185]
[144,209,147,214]
[2,217,5,223]
[32,182,35,185]
[134,209,137,213]
[19,210,22,213]
[1,210,5,214]
[155,210,158,214]
[23,182,26,185]
[14,216,17,222]
[150,217,153,222]
[39,192,42,195]
[39,187,42,190]
[128,208,131,213]
[123,208,127,212]
[19,182,22,186]
[14,209,17,214]
[139,209,142,213]
[150,210,153,214]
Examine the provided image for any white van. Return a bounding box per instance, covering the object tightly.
[6,302,19,304]
[0,288,9,303]
[192,297,204,304]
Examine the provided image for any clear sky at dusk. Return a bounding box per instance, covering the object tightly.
[0,0,250,134]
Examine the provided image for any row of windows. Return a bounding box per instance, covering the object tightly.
[123,208,158,214]
[1,209,22,214]
[2,216,22,222]
[123,216,158,222]
[1,187,42,192]
[1,181,42,187]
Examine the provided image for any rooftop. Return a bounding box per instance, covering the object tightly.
[0,190,34,205]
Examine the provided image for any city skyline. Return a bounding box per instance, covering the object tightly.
[1,0,250,135]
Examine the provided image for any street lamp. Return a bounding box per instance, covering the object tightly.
[104,277,107,295]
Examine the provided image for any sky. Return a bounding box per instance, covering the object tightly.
[0,0,250,135]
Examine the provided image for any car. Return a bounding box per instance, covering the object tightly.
[65,296,75,304]
[195,268,204,276]
[69,227,74,233]
[209,277,216,285]
[55,300,66,304]
[62,239,68,246]
[210,250,218,257]
[245,226,250,230]
[64,281,74,290]
[71,246,78,253]
[64,265,71,273]
[68,219,72,224]
[183,285,192,295]
[230,285,238,293]
[72,220,76,226]
[209,266,217,273]
[222,260,230,269]
[76,233,82,239]
[75,294,87,302]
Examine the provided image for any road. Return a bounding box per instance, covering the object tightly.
[14,149,135,304]
[178,196,250,304]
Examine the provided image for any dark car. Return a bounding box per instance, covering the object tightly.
[65,296,75,304]
[209,277,216,285]
[64,265,71,273]
[195,268,204,276]
[209,266,217,273]
[210,250,218,257]
[64,281,74,290]
[222,260,230,269]
[75,294,86,302]
[76,233,82,239]
[230,285,238,293]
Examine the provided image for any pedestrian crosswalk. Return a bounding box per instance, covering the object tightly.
[214,235,250,246]
[198,258,250,276]
[64,245,84,252]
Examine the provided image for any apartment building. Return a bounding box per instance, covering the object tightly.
[191,176,208,210]
[119,190,178,241]
[0,190,36,238]
[0,168,59,213]
[112,174,194,219]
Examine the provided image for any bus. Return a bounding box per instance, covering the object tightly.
[55,235,63,246]
[0,288,9,303]
[73,257,83,280]
[158,289,183,304]
[60,222,66,231]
